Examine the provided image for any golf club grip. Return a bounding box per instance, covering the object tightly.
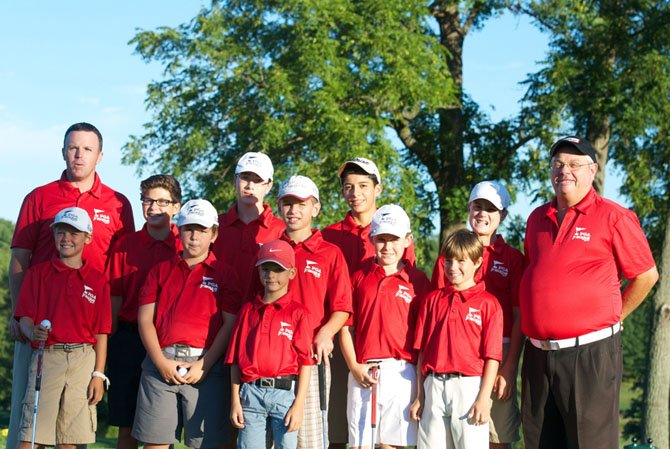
[318,361,327,411]
[371,367,378,426]
[35,342,45,391]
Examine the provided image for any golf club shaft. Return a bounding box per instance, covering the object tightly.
[31,340,46,449]
[370,366,378,448]
[318,361,327,449]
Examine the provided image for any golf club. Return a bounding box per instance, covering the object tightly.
[318,360,327,449]
[31,319,51,449]
[370,365,379,449]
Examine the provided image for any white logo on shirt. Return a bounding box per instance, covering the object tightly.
[200,276,219,293]
[490,260,509,277]
[278,321,294,341]
[572,226,591,242]
[395,285,413,303]
[465,307,482,326]
[304,260,322,278]
[82,285,97,304]
[93,208,110,225]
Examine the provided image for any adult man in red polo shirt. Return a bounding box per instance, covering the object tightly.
[519,136,659,449]
[7,122,135,449]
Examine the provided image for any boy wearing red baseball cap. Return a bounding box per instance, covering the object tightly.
[14,206,111,449]
[131,199,242,449]
[212,152,285,302]
[276,175,353,449]
[340,204,431,448]
[431,181,524,448]
[411,230,503,449]
[106,174,183,449]
[226,240,314,449]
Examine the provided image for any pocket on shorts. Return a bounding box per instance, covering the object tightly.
[89,404,98,433]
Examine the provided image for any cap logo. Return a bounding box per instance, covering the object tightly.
[268,248,282,253]
[351,157,371,166]
[565,137,580,143]
[63,211,79,222]
[187,205,205,216]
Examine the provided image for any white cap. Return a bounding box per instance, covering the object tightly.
[338,157,381,184]
[50,207,93,234]
[278,175,320,202]
[235,152,274,182]
[177,199,219,228]
[468,181,511,210]
[370,204,411,238]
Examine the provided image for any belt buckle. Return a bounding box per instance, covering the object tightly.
[174,344,190,358]
[540,339,559,350]
[63,343,73,353]
[260,378,274,388]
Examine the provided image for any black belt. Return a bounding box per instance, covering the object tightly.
[45,343,88,352]
[252,375,297,390]
[428,370,471,380]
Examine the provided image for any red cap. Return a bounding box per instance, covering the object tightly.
[255,240,295,270]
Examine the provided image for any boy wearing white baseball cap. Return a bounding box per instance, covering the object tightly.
[322,158,416,447]
[276,175,353,449]
[14,206,111,448]
[431,181,524,448]
[212,152,285,303]
[132,199,243,449]
[339,205,430,448]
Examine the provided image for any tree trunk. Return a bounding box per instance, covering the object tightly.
[586,114,610,195]
[642,211,670,449]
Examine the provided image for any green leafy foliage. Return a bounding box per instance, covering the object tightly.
[0,219,15,414]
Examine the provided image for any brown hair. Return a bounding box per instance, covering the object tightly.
[440,229,483,262]
[140,174,182,203]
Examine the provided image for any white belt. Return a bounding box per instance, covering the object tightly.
[529,322,621,351]
[163,345,206,357]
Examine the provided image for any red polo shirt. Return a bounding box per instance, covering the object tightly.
[322,211,416,276]
[11,171,135,274]
[107,224,182,324]
[225,290,314,383]
[15,259,111,348]
[431,236,524,337]
[520,188,655,340]
[212,204,285,301]
[138,252,242,348]
[349,260,431,364]
[281,230,353,335]
[414,282,503,377]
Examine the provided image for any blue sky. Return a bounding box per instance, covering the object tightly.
[0,3,624,227]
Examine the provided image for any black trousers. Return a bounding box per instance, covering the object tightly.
[521,332,622,449]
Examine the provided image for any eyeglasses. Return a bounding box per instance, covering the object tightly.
[141,197,177,207]
[550,160,595,171]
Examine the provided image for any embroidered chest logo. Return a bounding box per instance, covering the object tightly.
[572,226,591,242]
[490,260,509,277]
[395,285,413,303]
[278,321,294,341]
[93,208,110,225]
[465,307,482,326]
[82,285,97,304]
[200,276,219,293]
[304,260,322,278]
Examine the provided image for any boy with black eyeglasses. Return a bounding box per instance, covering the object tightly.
[105,174,182,449]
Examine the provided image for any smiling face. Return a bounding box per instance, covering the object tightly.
[550,147,597,207]
[235,172,273,207]
[258,262,296,297]
[341,173,382,217]
[444,255,482,290]
[141,187,181,230]
[278,196,320,233]
[372,233,410,271]
[53,223,92,260]
[62,130,103,183]
[179,224,217,262]
[468,199,505,241]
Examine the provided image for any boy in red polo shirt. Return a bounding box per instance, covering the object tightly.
[226,240,313,449]
[277,175,353,449]
[212,152,285,302]
[340,204,430,448]
[15,206,111,449]
[106,174,182,449]
[431,181,524,448]
[411,230,503,449]
[132,199,242,449]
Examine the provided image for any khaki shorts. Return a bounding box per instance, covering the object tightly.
[19,345,96,446]
[489,342,521,444]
